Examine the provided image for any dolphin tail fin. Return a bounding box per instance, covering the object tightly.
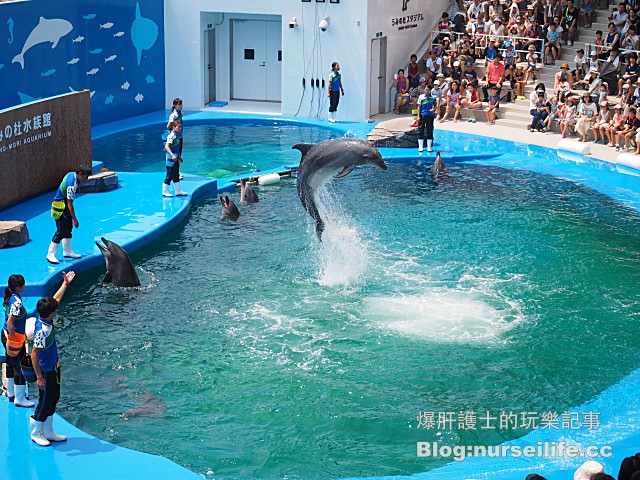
[315,218,325,242]
[336,165,355,179]
[12,53,24,69]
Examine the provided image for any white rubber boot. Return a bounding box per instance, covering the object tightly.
[162,183,173,197]
[14,384,35,408]
[62,238,81,259]
[5,377,15,402]
[418,139,424,153]
[328,112,336,123]
[42,415,67,442]
[46,241,60,264]
[174,182,188,196]
[30,417,50,447]
[427,139,433,153]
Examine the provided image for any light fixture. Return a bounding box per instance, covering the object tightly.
[289,16,298,28]
[319,17,330,31]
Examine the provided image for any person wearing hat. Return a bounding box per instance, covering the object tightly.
[617,106,640,151]
[458,35,476,65]
[593,100,612,144]
[559,95,577,138]
[619,53,639,96]
[431,79,445,119]
[544,22,561,65]
[524,44,539,84]
[503,41,517,70]
[575,92,598,141]
[573,48,587,82]
[462,60,478,85]
[529,87,549,132]
[488,17,504,47]
[450,60,463,84]
[607,104,626,146]
[561,1,579,46]
[484,38,499,66]
[587,50,600,73]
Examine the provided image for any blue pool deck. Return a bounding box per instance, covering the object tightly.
[1,110,640,479]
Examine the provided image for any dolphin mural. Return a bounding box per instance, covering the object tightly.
[96,237,141,288]
[12,17,73,69]
[293,138,387,241]
[131,2,158,65]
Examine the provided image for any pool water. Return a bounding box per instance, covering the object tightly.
[57,162,640,479]
[93,123,340,177]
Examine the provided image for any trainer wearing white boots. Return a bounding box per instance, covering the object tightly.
[47,165,92,264]
[29,271,75,446]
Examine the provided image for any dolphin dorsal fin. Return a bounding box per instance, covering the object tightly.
[292,143,315,159]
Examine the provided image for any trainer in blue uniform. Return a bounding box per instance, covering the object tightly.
[29,271,75,447]
[47,165,91,264]
[162,121,188,197]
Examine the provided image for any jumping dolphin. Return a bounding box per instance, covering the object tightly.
[293,138,387,241]
[95,237,140,287]
[220,195,240,221]
[12,17,73,69]
[432,151,445,178]
[240,178,259,204]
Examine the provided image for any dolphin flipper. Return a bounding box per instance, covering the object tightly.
[335,165,355,178]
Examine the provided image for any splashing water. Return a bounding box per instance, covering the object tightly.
[313,186,369,286]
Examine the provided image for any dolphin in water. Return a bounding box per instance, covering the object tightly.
[220,195,240,221]
[432,151,445,178]
[123,388,167,419]
[95,237,141,287]
[293,138,387,241]
[240,178,259,204]
[12,17,73,69]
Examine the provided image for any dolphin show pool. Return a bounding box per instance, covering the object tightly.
[45,122,640,479]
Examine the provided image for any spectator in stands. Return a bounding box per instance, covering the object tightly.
[458,35,476,64]
[607,48,621,72]
[616,106,640,150]
[544,22,561,64]
[597,81,610,104]
[608,104,626,145]
[575,92,598,141]
[594,30,606,59]
[621,26,639,59]
[462,60,479,86]
[619,54,640,96]
[593,101,612,144]
[467,0,484,25]
[605,22,621,54]
[435,12,454,44]
[525,18,544,53]
[573,48,587,82]
[621,83,632,107]
[483,53,505,101]
[513,64,527,99]
[618,454,640,480]
[393,69,410,113]
[551,15,564,56]
[611,3,630,34]
[581,0,594,28]
[474,24,487,57]
[431,79,445,119]
[575,68,600,91]
[530,86,549,131]
[543,95,562,131]
[524,44,539,84]
[561,1,579,46]
[587,50,600,73]
[450,60,463,83]
[485,85,501,124]
[554,63,574,98]
[409,77,428,113]
[628,10,640,35]
[461,80,483,111]
[574,461,605,480]
[426,50,444,81]
[407,54,420,89]
[503,41,518,69]
[440,80,462,122]
[559,94,577,137]
[484,38,499,65]
[488,0,503,21]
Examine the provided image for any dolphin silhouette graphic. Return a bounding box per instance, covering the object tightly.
[12,17,73,69]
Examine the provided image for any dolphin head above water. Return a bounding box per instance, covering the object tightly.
[96,237,140,287]
[293,138,387,241]
[220,195,240,221]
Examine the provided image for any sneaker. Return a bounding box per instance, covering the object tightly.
[467,118,474,123]
[593,138,599,143]
[616,145,621,151]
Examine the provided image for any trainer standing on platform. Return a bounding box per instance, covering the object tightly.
[47,165,91,264]
[328,62,345,123]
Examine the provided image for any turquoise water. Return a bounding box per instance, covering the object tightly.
[57,160,640,479]
[93,123,339,177]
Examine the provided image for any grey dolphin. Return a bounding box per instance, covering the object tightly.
[220,195,240,221]
[95,237,141,287]
[432,151,445,178]
[123,388,167,419]
[12,17,73,69]
[240,178,259,204]
[293,138,387,241]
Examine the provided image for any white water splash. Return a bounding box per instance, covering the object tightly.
[313,186,369,286]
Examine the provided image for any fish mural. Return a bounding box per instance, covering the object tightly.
[72,35,85,43]
[100,22,114,29]
[7,17,14,44]
[0,64,4,71]
[134,93,144,103]
[89,48,103,54]
[82,14,97,20]
[131,2,158,65]
[105,94,114,105]
[41,69,56,77]
[105,54,117,62]
[86,67,100,75]
[121,81,130,91]
[68,86,96,98]
[17,92,42,103]
[67,57,80,65]
[113,31,125,38]
[145,74,154,84]
[12,17,73,69]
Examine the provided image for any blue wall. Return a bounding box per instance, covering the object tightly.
[0,0,164,125]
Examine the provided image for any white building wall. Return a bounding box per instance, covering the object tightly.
[164,0,448,121]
